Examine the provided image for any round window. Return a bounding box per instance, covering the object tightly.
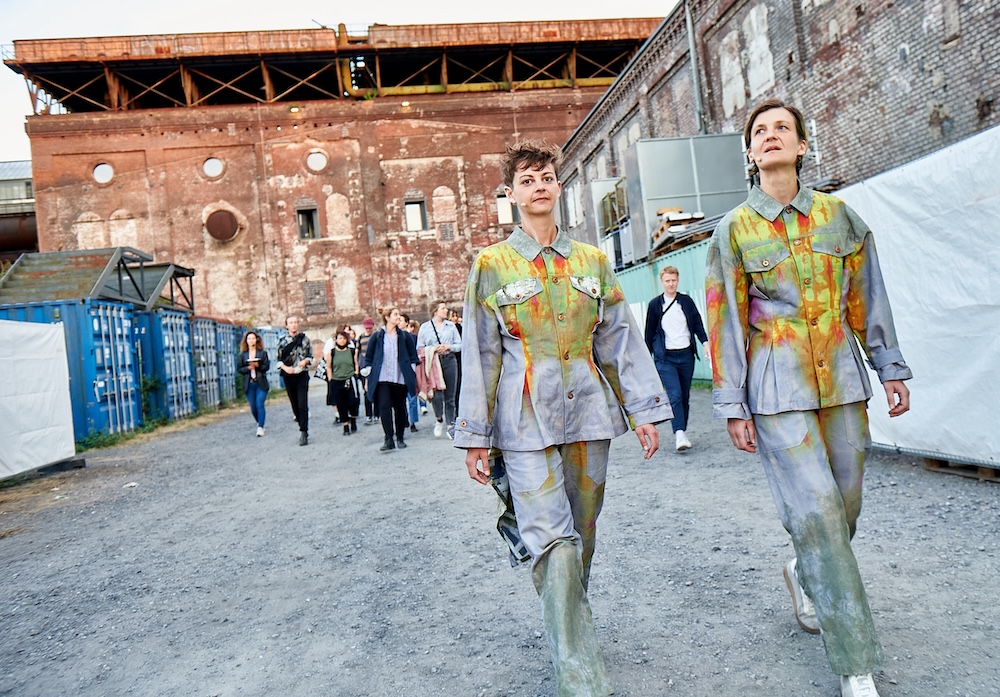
[93,163,114,184]
[306,151,329,173]
[206,209,239,241]
[203,157,225,179]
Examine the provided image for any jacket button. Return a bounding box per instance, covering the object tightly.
[762,260,770,267]
[793,239,802,246]
[557,313,565,321]
[563,352,570,360]
[553,277,559,283]
[804,278,812,285]
[835,247,842,253]
[811,318,818,326]
[460,420,467,427]
[785,205,793,214]
[654,396,661,403]
[817,360,825,368]
[567,391,574,399]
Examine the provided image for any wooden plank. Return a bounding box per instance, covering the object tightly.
[923,458,999,482]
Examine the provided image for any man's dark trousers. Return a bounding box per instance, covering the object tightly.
[284,372,310,433]
[655,348,694,433]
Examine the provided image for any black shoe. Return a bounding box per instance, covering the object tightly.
[396,437,407,449]
[350,419,358,433]
[343,425,351,436]
[410,424,418,433]
[379,438,395,452]
[299,432,308,446]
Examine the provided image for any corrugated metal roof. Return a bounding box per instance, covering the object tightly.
[0,161,32,181]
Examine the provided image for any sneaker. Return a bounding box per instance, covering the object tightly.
[256,426,264,437]
[299,432,308,446]
[434,420,444,438]
[379,438,395,452]
[396,437,408,449]
[841,674,880,697]
[350,419,357,433]
[783,559,820,634]
[675,430,692,451]
[420,405,428,415]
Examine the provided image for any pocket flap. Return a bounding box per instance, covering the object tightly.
[810,232,858,257]
[496,277,543,306]
[742,241,790,272]
[569,275,602,298]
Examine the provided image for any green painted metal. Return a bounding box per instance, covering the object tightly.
[616,238,713,380]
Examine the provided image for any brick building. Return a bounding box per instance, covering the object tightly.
[3,20,658,327]
[560,0,999,247]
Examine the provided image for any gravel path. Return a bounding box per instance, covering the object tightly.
[1,384,997,697]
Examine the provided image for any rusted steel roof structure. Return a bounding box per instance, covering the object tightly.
[0,248,194,311]
[5,20,661,114]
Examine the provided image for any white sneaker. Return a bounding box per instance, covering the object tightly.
[675,430,692,451]
[434,421,444,438]
[256,426,264,437]
[783,559,820,634]
[841,674,880,697]
[420,406,428,415]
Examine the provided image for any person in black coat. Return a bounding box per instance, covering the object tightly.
[363,307,417,452]
[644,266,709,451]
[237,330,271,437]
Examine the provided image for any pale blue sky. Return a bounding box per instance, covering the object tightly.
[0,0,677,162]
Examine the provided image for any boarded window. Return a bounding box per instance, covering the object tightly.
[303,281,329,315]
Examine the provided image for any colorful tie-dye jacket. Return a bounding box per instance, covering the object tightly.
[454,228,671,451]
[706,186,912,420]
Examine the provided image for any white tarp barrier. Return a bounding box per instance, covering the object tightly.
[0,319,76,477]
[837,125,1000,466]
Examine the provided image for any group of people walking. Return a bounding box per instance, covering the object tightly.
[456,101,911,697]
[235,98,911,697]
[235,304,463,453]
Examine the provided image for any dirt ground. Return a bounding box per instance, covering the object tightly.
[1,385,997,697]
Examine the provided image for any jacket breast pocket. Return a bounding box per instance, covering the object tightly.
[810,232,857,259]
[742,240,791,273]
[568,275,603,327]
[495,278,544,338]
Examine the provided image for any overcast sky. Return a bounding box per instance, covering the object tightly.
[0,0,678,163]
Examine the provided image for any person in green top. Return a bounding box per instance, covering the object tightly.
[326,331,360,435]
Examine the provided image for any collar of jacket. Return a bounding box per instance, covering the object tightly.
[507,226,573,261]
[747,185,814,221]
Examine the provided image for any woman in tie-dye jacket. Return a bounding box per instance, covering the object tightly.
[706,99,912,697]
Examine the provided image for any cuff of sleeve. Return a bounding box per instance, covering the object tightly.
[870,347,904,369]
[876,361,913,383]
[621,391,669,416]
[713,387,747,404]
[453,416,492,449]
[627,402,674,429]
[712,391,751,420]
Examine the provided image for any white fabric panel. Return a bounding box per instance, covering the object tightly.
[837,125,1000,466]
[0,319,76,477]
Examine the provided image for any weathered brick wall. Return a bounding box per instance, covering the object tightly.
[28,89,605,328]
[563,0,999,244]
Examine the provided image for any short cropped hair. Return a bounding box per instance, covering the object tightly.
[500,140,561,189]
[659,266,680,280]
[743,99,808,177]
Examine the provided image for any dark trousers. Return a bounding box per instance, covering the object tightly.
[331,379,358,423]
[362,378,374,418]
[375,382,408,441]
[432,352,459,425]
[654,349,695,432]
[283,371,310,433]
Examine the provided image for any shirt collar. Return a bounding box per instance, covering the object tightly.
[508,227,573,260]
[747,185,814,221]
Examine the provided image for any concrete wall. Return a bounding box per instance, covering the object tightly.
[562,0,1000,245]
[27,89,606,327]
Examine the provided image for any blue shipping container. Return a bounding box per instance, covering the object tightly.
[192,318,220,410]
[215,321,242,404]
[134,309,196,421]
[0,299,142,440]
[256,326,284,390]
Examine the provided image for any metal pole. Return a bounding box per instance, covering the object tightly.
[685,1,707,135]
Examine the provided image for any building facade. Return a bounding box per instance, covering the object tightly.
[560,0,999,247]
[4,20,659,326]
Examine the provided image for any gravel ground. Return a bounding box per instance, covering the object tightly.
[1,384,997,697]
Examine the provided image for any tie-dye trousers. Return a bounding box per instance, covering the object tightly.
[754,402,884,675]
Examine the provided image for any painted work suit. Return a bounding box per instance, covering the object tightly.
[706,186,912,674]
[455,227,670,695]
